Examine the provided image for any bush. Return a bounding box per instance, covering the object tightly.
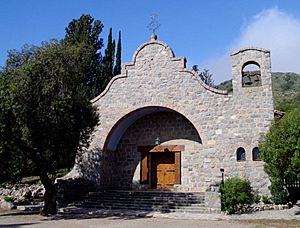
[270,178,288,204]
[259,108,300,204]
[3,195,13,203]
[261,195,272,204]
[220,177,254,214]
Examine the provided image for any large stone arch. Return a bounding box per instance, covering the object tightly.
[103,106,202,152]
[100,106,203,191]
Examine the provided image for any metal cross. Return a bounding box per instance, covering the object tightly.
[147,14,160,35]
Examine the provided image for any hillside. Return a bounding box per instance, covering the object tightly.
[215,72,300,111]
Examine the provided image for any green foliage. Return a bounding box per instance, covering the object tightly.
[102,28,115,89]
[261,195,272,204]
[0,71,26,183]
[0,40,99,214]
[64,14,104,99]
[192,65,215,87]
[259,109,300,204]
[64,16,123,98]
[270,178,288,204]
[3,195,13,202]
[220,177,254,214]
[113,31,122,76]
[215,79,233,93]
[253,193,261,204]
[272,72,300,111]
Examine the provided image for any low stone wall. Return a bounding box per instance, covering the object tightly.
[0,183,44,209]
[55,178,96,207]
[233,202,291,214]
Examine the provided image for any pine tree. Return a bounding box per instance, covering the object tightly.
[114,31,122,76]
[64,14,104,98]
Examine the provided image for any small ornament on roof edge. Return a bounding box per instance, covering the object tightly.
[147,14,160,40]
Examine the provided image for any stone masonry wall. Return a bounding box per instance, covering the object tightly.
[107,111,202,191]
[65,36,274,198]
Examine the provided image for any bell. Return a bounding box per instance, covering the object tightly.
[254,74,260,82]
[243,76,252,86]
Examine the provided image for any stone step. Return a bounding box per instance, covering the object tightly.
[82,200,205,207]
[84,195,204,202]
[88,192,205,200]
[88,194,204,200]
[82,200,203,206]
[89,190,205,197]
[71,190,211,214]
[75,203,220,214]
[78,203,208,212]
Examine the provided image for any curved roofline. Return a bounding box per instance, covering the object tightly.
[181,69,228,95]
[91,38,228,103]
[231,47,270,56]
[122,39,175,70]
[91,74,125,103]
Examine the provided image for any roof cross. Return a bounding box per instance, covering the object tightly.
[147,14,160,35]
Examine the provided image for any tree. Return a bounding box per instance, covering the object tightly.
[259,108,300,204]
[113,31,122,76]
[192,65,215,87]
[0,41,98,214]
[64,14,104,98]
[102,28,115,89]
[0,46,40,183]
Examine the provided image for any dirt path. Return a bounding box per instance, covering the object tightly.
[0,212,250,228]
[0,209,300,228]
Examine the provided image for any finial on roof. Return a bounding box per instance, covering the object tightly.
[151,34,157,40]
[147,14,160,40]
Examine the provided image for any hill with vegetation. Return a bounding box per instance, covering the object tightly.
[215,72,300,112]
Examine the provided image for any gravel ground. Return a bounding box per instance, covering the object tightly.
[0,205,300,228]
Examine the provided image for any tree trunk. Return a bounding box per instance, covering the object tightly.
[18,143,57,215]
[40,172,57,215]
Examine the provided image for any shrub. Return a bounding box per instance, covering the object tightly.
[270,178,288,204]
[259,108,300,204]
[220,177,254,214]
[253,193,261,204]
[261,195,272,204]
[3,195,13,203]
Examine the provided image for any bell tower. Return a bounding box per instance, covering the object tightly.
[231,47,272,94]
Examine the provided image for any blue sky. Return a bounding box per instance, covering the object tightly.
[1,0,300,82]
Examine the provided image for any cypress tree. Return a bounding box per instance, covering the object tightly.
[114,31,122,76]
[103,28,115,89]
[112,39,115,73]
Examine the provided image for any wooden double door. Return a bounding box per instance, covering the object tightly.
[139,145,182,190]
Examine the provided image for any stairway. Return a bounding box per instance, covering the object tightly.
[71,190,219,213]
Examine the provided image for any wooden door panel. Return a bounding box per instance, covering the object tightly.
[151,152,176,189]
[139,146,181,190]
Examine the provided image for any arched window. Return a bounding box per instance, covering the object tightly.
[252,147,261,161]
[242,61,261,87]
[237,147,246,161]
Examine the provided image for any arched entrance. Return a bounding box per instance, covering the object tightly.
[102,106,202,191]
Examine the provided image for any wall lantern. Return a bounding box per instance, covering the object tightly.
[220,168,225,186]
[155,137,161,145]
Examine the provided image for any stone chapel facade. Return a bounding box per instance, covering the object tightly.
[60,36,274,207]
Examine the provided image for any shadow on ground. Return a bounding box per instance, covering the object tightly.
[52,208,154,221]
[0,208,153,223]
[0,223,39,228]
